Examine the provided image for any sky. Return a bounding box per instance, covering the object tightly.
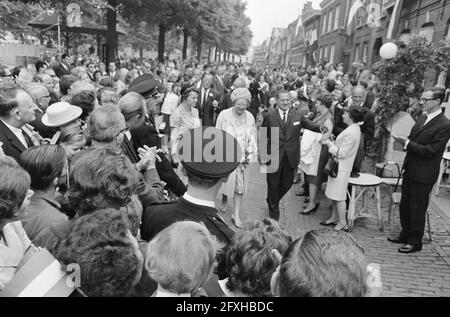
[246,0,322,46]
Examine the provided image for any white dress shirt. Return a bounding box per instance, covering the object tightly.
[424,109,441,126]
[278,108,289,123]
[201,88,210,108]
[183,193,215,209]
[1,120,28,148]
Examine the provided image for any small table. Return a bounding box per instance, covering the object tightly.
[434,152,450,196]
[347,173,383,232]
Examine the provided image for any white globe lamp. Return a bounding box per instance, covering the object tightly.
[380,42,398,60]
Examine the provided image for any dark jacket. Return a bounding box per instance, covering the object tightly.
[403,112,450,184]
[196,87,221,127]
[0,120,27,162]
[128,119,186,197]
[53,63,71,79]
[260,108,321,169]
[30,110,57,139]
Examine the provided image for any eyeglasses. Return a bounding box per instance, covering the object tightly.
[38,95,51,100]
[115,124,129,138]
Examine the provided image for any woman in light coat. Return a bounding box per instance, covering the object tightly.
[322,106,364,231]
[216,88,257,228]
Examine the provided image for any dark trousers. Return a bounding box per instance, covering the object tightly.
[399,172,434,246]
[267,155,295,220]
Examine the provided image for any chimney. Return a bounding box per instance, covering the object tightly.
[303,1,313,12]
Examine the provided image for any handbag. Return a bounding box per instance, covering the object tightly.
[324,157,339,178]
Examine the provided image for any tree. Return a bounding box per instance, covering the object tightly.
[371,36,450,160]
[0,1,44,42]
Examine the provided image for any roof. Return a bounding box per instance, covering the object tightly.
[28,12,126,36]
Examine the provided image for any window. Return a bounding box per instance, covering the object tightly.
[334,5,341,30]
[419,22,434,42]
[354,44,360,62]
[330,44,336,63]
[328,9,334,32]
[362,42,369,63]
[322,13,328,34]
[320,46,324,59]
[324,45,329,60]
[445,19,450,41]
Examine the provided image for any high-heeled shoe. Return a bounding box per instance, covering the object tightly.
[299,202,319,215]
[231,215,243,229]
[334,223,349,232]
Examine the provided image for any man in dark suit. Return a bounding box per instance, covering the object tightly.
[53,54,72,79]
[260,90,323,221]
[0,87,37,162]
[213,64,227,102]
[391,88,450,254]
[197,73,221,127]
[350,85,376,176]
[141,127,240,279]
[128,75,187,197]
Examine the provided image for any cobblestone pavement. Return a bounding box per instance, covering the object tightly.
[217,163,450,297]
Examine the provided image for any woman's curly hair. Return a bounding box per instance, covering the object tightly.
[67,148,140,217]
[51,208,141,297]
[224,218,292,297]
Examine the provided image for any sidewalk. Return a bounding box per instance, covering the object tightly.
[218,163,450,297]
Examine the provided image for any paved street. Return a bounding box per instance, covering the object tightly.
[218,163,450,297]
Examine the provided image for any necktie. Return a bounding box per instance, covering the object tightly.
[22,130,33,148]
[282,111,287,123]
[202,89,208,109]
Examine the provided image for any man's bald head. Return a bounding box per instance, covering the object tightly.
[352,86,366,107]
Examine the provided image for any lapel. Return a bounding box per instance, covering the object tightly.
[274,109,286,130]
[0,120,26,153]
[411,113,443,138]
[123,136,139,163]
[286,110,294,130]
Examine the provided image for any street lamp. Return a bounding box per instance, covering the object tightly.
[380,42,398,60]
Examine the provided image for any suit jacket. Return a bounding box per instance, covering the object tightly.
[196,87,221,127]
[130,116,161,150]
[141,197,234,244]
[30,110,57,139]
[53,63,71,78]
[403,113,450,184]
[0,120,27,162]
[129,120,186,197]
[260,108,321,169]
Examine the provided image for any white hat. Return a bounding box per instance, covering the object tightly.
[42,102,82,128]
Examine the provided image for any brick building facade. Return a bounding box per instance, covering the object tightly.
[318,0,348,66]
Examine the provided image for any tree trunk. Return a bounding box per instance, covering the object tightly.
[232,54,236,63]
[182,28,189,61]
[158,23,166,63]
[208,46,212,63]
[139,48,144,59]
[106,0,117,71]
[197,37,203,62]
[218,48,221,62]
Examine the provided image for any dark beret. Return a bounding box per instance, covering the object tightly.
[177,127,241,179]
[128,74,161,97]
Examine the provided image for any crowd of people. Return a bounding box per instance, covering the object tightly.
[1,51,449,297]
